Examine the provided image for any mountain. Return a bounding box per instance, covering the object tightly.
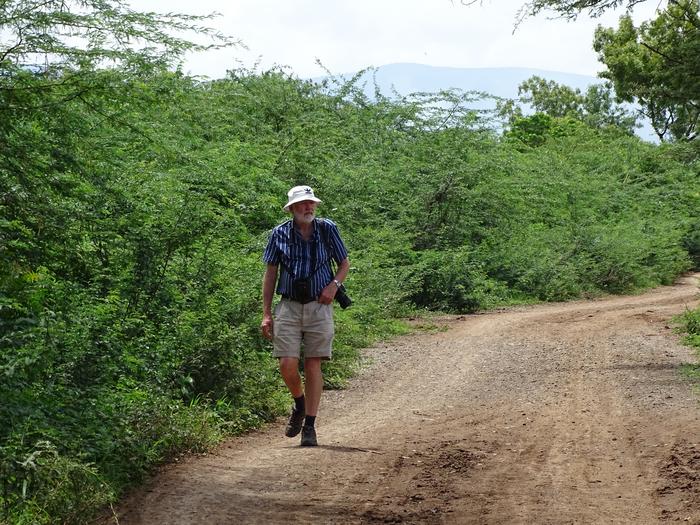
[331,63,602,99]
[321,63,655,141]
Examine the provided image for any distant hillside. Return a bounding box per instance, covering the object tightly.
[318,63,655,142]
[330,63,603,99]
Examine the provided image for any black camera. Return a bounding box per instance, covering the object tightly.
[335,284,352,309]
[292,277,313,304]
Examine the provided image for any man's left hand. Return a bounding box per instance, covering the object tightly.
[318,283,337,305]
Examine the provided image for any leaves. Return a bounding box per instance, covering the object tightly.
[593,0,700,140]
[499,75,637,135]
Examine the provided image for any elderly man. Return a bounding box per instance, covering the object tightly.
[261,185,350,446]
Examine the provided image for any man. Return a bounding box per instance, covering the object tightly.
[261,185,350,447]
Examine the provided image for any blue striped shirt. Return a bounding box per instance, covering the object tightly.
[263,218,348,299]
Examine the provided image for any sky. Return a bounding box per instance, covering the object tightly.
[139,0,662,80]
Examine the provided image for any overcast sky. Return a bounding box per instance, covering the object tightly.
[139,0,662,80]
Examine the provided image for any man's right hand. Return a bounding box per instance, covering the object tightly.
[261,315,273,340]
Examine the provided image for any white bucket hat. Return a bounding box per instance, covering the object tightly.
[283,185,321,212]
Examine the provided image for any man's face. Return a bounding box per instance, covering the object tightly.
[291,200,317,225]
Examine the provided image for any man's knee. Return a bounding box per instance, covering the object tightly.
[304,357,323,374]
[279,357,299,377]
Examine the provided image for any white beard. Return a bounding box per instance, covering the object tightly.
[294,210,315,225]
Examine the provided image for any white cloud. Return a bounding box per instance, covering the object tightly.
[137,0,663,79]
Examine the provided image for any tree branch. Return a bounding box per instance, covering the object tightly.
[640,42,684,66]
[76,93,155,144]
[0,36,24,64]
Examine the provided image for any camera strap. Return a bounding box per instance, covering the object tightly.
[317,219,337,276]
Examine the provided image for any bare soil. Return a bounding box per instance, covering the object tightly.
[107,274,700,524]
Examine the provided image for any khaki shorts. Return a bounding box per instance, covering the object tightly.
[272,299,335,360]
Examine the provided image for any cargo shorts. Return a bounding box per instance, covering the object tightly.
[272,298,334,360]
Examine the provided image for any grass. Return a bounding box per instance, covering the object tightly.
[675,305,700,389]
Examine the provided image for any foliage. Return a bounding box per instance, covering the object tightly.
[593,0,700,141]
[499,75,637,135]
[518,0,699,142]
[521,0,650,19]
[680,307,700,341]
[519,76,585,116]
[0,0,234,80]
[676,306,700,388]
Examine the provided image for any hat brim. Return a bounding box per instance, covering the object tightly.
[283,196,321,212]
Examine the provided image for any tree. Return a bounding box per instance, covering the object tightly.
[581,83,639,130]
[0,0,237,127]
[499,75,637,134]
[518,76,583,117]
[511,0,699,141]
[0,0,233,78]
[0,1,236,336]
[593,0,700,141]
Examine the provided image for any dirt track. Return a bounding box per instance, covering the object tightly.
[109,274,700,524]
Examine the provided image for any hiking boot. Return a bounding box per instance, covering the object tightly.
[285,406,305,438]
[300,425,317,447]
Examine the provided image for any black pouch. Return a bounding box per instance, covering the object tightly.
[292,277,314,304]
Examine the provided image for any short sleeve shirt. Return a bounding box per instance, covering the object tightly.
[263,218,348,298]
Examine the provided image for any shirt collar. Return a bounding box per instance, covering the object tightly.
[286,218,319,244]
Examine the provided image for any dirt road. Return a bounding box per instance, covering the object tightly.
[110,275,700,524]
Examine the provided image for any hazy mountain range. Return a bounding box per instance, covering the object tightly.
[319,63,655,142]
[330,62,603,99]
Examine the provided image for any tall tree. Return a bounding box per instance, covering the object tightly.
[593,0,700,141]
[499,75,637,134]
[511,0,698,141]
[0,0,233,84]
[0,0,236,141]
[518,76,584,117]
[0,0,235,302]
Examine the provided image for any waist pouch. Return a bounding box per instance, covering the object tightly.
[290,277,315,303]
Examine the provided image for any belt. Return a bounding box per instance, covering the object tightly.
[281,294,318,305]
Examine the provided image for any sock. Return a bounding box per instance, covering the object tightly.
[304,415,316,427]
[294,395,305,412]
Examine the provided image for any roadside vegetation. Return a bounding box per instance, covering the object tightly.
[1,0,698,523]
[678,308,700,385]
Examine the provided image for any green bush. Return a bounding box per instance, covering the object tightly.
[407,249,510,312]
[0,441,113,525]
[677,307,700,387]
[678,307,700,347]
